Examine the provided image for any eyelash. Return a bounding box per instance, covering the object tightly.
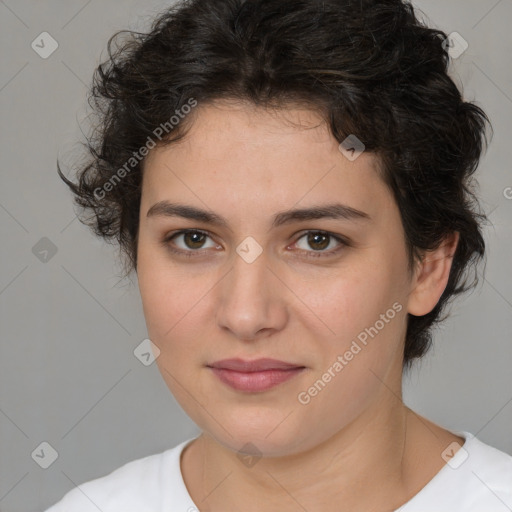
[161,229,349,259]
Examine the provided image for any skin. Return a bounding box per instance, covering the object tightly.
[136,99,463,512]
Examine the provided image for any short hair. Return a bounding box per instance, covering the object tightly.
[58,0,492,370]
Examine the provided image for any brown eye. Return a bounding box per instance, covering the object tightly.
[293,231,347,258]
[164,229,218,255]
[307,232,330,250]
[181,231,208,249]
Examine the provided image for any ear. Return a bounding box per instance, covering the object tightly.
[407,231,460,316]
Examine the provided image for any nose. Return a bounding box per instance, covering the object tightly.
[215,247,288,342]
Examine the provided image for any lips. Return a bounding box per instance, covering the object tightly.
[207,358,306,392]
[207,358,304,372]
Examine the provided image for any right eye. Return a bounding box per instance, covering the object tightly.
[162,229,220,257]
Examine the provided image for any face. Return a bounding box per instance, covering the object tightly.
[136,100,417,456]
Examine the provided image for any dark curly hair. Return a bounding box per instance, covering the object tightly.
[58,0,492,370]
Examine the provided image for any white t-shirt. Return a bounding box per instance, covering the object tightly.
[45,430,512,511]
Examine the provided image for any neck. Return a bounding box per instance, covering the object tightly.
[186,394,423,511]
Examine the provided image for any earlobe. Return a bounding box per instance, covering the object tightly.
[407,231,460,316]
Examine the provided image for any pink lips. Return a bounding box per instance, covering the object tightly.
[207,358,306,392]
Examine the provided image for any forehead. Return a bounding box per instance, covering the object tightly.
[141,101,393,223]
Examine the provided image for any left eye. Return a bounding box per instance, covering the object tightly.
[292,231,345,256]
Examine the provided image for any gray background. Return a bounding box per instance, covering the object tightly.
[0,1,511,511]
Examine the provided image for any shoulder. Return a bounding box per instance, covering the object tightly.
[399,431,512,512]
[464,433,512,499]
[44,438,196,512]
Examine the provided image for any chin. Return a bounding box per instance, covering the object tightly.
[203,416,317,458]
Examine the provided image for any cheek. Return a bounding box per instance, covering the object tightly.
[139,265,210,405]
[139,270,208,344]
[137,239,207,337]
[295,266,388,338]
[294,272,406,431]
[300,261,407,371]
[137,260,223,404]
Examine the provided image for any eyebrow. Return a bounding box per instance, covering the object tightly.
[146,200,371,230]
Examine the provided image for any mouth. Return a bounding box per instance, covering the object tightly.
[206,358,306,392]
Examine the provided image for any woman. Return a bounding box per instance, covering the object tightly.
[46,0,512,510]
